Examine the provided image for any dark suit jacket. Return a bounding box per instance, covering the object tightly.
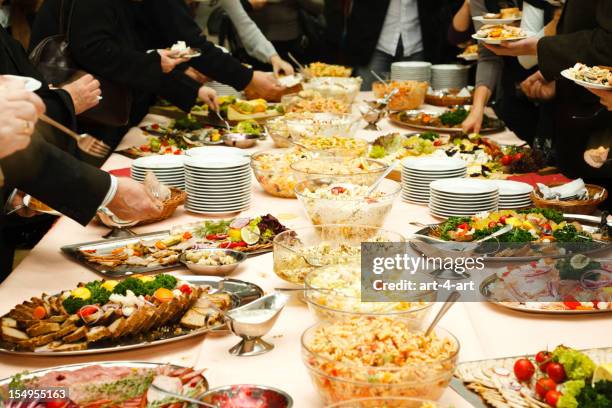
[30,0,202,126]
[537,0,612,180]
[0,132,111,226]
[30,0,254,94]
[345,0,463,66]
[0,25,76,151]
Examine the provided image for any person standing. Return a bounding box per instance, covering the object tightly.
[343,0,463,89]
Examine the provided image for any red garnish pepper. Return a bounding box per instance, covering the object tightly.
[151,123,160,130]
[457,223,469,231]
[182,231,193,240]
[206,233,228,240]
[220,241,247,249]
[331,186,347,195]
[433,139,442,146]
[78,305,99,318]
[179,284,192,295]
[563,296,581,310]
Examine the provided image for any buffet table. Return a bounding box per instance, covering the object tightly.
[1,93,611,407]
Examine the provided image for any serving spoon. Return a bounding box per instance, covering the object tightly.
[425,290,461,336]
[149,383,217,407]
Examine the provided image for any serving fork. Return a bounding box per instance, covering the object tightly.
[39,114,111,158]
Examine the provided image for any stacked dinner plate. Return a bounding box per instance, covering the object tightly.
[431,64,470,90]
[487,180,533,209]
[183,155,251,214]
[390,61,432,82]
[429,178,499,218]
[401,157,467,204]
[131,155,185,190]
[186,146,249,158]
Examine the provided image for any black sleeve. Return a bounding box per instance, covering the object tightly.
[28,0,62,52]
[0,132,110,226]
[146,0,253,90]
[159,71,201,113]
[68,0,165,94]
[538,1,612,81]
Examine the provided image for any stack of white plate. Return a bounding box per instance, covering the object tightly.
[390,61,432,82]
[431,64,470,90]
[429,178,499,218]
[401,157,467,204]
[207,81,242,97]
[487,180,533,209]
[184,155,251,214]
[131,155,185,190]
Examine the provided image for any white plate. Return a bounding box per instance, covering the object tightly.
[430,178,498,195]
[186,201,251,209]
[2,75,42,91]
[187,199,251,207]
[184,155,250,169]
[472,33,528,45]
[561,69,612,91]
[185,207,248,215]
[186,180,252,188]
[430,196,498,206]
[472,15,522,24]
[402,157,467,172]
[486,179,533,195]
[430,207,496,217]
[132,155,185,169]
[185,146,250,157]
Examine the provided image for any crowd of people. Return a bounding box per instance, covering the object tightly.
[0,0,610,279]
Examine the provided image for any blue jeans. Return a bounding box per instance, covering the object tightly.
[358,49,426,90]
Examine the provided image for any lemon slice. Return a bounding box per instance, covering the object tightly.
[593,363,612,384]
[570,254,590,269]
[241,226,261,245]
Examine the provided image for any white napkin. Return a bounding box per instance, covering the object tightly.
[457,87,472,97]
[537,179,588,200]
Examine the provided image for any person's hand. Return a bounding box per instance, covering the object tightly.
[185,67,209,84]
[483,37,539,57]
[249,0,267,10]
[270,55,295,77]
[158,49,189,73]
[198,86,219,111]
[461,106,485,134]
[586,87,612,111]
[520,70,556,101]
[107,178,163,221]
[8,190,37,218]
[61,74,101,114]
[244,71,283,97]
[0,84,45,159]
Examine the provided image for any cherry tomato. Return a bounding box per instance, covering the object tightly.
[457,223,469,231]
[161,140,169,147]
[78,305,99,318]
[151,123,160,130]
[514,358,535,382]
[535,377,557,399]
[499,215,509,224]
[545,390,562,407]
[32,305,47,320]
[173,150,182,155]
[433,139,442,146]
[535,351,552,372]
[179,284,192,295]
[563,295,581,310]
[542,223,552,232]
[546,362,566,383]
[501,154,513,166]
[488,221,497,228]
[513,152,524,162]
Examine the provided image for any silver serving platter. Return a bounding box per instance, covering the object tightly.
[0,361,209,395]
[0,276,263,356]
[411,224,611,262]
[389,109,506,135]
[61,230,272,278]
[480,273,611,315]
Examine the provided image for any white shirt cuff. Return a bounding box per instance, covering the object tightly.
[100,175,118,208]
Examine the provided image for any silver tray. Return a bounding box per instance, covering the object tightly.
[0,276,263,356]
[411,224,611,262]
[0,360,209,393]
[480,273,611,315]
[61,231,272,278]
[389,110,506,135]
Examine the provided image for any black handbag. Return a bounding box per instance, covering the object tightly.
[29,0,132,127]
